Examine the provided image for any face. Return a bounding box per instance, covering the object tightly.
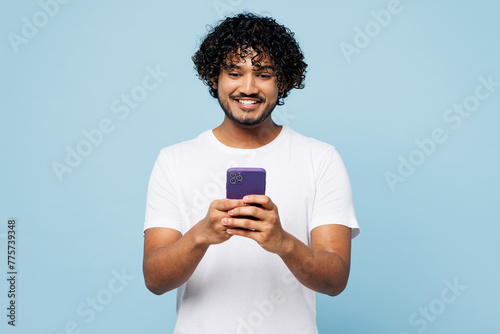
[214,50,280,127]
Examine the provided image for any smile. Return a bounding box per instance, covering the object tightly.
[236,99,259,105]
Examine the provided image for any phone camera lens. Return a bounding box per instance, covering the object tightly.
[230,178,236,184]
[230,172,236,178]
[236,175,243,181]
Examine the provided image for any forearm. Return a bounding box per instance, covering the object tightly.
[279,233,350,296]
[143,228,208,295]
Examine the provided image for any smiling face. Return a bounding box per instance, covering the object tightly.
[214,49,280,127]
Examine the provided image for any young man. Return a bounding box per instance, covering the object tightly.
[143,13,359,333]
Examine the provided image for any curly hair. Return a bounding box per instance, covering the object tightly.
[192,12,307,105]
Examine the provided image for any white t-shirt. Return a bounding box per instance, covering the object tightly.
[144,126,359,334]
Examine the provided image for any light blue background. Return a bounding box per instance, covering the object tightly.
[1,0,499,333]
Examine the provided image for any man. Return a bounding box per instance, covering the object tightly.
[143,13,359,333]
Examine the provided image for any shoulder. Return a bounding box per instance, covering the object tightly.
[157,130,212,160]
[284,126,338,157]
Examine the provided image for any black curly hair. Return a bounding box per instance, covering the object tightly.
[192,12,307,106]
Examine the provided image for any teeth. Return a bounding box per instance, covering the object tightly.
[238,100,257,105]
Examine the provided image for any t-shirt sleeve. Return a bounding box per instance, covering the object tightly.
[143,149,183,234]
[310,148,360,238]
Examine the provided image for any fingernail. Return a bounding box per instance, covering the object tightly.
[222,218,228,225]
[228,210,234,215]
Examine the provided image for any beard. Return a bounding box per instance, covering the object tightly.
[217,93,278,127]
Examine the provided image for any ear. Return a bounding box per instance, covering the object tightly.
[211,81,217,89]
[277,82,284,94]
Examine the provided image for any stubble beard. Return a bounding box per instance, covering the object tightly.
[217,93,278,127]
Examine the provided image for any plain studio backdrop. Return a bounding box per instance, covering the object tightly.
[1,1,499,333]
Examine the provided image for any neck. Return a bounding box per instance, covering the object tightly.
[213,116,282,149]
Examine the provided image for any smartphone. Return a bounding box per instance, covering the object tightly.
[226,167,266,199]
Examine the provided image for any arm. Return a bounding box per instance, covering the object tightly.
[279,224,351,296]
[143,199,244,295]
[221,195,352,296]
[143,227,206,295]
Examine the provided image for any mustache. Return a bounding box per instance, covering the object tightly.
[229,94,265,102]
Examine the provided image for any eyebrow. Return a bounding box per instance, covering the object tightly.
[255,65,275,72]
[223,64,275,71]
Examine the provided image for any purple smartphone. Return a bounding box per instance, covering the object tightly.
[226,167,266,199]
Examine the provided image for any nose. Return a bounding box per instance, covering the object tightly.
[239,73,259,96]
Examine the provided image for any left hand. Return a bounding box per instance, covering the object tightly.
[221,195,291,255]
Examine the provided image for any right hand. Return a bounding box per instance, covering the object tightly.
[194,198,245,246]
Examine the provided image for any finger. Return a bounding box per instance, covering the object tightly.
[222,217,261,232]
[243,195,274,210]
[226,227,259,239]
[228,206,263,220]
[213,198,245,211]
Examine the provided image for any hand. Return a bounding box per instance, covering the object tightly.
[194,199,245,246]
[221,195,291,255]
